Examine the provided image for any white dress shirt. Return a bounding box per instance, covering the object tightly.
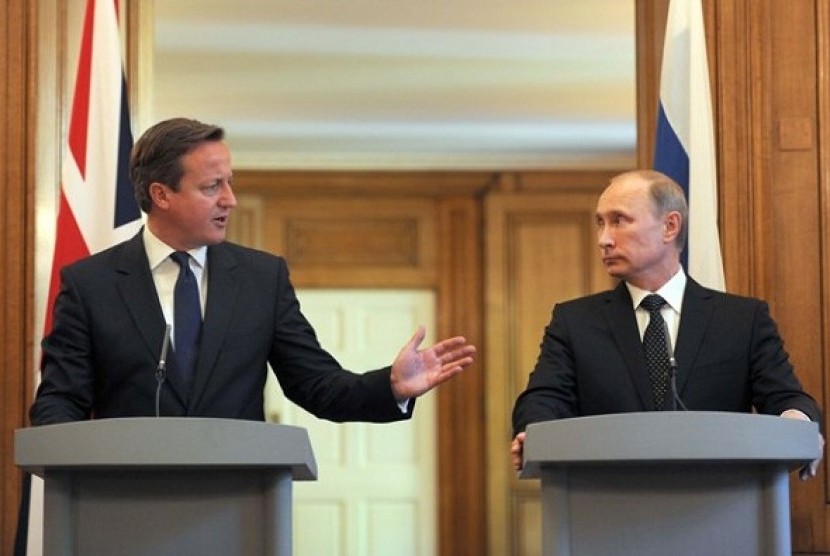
[143,227,207,350]
[626,268,686,355]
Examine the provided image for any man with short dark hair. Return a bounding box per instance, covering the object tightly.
[31,117,475,424]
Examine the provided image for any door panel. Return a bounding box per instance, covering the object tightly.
[485,192,611,555]
[265,289,437,556]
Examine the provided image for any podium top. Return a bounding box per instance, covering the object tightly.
[521,411,820,478]
[15,417,317,480]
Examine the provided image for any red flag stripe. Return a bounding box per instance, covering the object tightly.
[43,191,90,334]
[67,0,95,179]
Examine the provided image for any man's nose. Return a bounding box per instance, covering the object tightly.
[598,227,613,248]
[221,183,237,208]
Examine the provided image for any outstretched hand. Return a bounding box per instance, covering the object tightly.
[390,325,476,401]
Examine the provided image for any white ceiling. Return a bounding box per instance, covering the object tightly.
[149,0,636,170]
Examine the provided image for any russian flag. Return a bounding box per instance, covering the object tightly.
[15,1,142,554]
[653,0,725,291]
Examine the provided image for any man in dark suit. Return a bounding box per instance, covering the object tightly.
[510,169,822,476]
[30,117,476,425]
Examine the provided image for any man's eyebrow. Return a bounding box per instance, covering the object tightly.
[597,209,626,219]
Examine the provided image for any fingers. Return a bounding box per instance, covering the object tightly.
[430,367,465,389]
[436,354,475,382]
[799,433,824,480]
[800,460,819,480]
[436,342,477,365]
[442,350,476,369]
[430,336,476,376]
[431,351,477,386]
[511,432,526,471]
[433,335,471,354]
[406,325,426,350]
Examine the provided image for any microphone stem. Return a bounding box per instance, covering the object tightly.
[155,372,165,418]
[155,324,172,418]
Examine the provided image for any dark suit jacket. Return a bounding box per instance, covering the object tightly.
[512,279,820,435]
[31,232,412,425]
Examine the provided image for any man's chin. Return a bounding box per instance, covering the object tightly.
[604,265,627,281]
[204,232,227,246]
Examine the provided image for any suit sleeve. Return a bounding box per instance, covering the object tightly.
[749,301,822,424]
[512,304,579,436]
[267,258,412,423]
[30,267,95,424]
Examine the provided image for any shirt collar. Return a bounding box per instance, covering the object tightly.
[626,267,686,313]
[143,226,208,270]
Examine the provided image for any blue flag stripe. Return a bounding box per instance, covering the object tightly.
[653,102,690,270]
[114,72,140,228]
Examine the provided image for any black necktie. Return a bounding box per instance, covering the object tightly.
[171,251,201,391]
[641,294,670,410]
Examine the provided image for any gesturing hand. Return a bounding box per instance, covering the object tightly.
[390,325,476,401]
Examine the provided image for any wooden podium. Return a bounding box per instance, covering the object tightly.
[15,417,317,556]
[521,411,820,556]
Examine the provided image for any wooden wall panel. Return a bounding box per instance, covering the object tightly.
[260,197,438,287]
[821,0,830,547]
[484,191,613,556]
[634,0,668,168]
[435,196,485,556]
[711,0,756,293]
[0,0,35,550]
[758,3,824,549]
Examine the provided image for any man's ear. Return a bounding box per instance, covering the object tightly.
[664,211,682,243]
[148,182,169,209]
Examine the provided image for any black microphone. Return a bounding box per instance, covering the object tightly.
[662,319,688,411]
[155,324,171,417]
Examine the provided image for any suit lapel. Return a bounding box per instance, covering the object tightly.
[188,244,241,409]
[114,232,188,406]
[603,283,654,409]
[674,278,716,394]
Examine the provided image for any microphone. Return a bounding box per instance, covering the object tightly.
[155,324,172,418]
[662,319,688,411]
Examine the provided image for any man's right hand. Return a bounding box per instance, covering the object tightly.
[511,432,527,472]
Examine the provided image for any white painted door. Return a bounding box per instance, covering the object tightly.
[264,289,437,556]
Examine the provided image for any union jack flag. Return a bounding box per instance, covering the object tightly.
[43,0,142,333]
